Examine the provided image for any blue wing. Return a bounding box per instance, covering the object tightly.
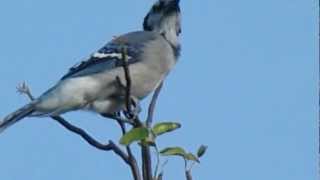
[60,42,143,80]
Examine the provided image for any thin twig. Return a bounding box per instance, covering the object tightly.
[160,159,169,174]
[17,82,34,100]
[120,47,142,127]
[184,158,188,172]
[120,47,132,115]
[142,82,163,180]
[185,170,193,180]
[184,159,192,180]
[52,116,129,164]
[116,119,142,180]
[146,82,163,128]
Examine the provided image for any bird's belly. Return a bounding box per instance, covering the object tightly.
[36,76,110,114]
[129,64,165,99]
[88,98,124,114]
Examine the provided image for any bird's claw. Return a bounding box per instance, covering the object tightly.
[124,100,141,120]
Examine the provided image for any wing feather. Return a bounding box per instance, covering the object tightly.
[60,43,141,80]
[60,31,159,80]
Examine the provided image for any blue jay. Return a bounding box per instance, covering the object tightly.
[0,0,181,133]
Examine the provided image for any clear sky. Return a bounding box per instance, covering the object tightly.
[0,0,317,180]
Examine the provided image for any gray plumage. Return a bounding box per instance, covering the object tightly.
[0,0,181,133]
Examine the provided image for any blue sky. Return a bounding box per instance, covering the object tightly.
[0,0,317,180]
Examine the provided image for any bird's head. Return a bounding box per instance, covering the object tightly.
[143,0,181,49]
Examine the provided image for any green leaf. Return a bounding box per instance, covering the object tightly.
[160,147,187,157]
[197,145,208,158]
[152,122,181,136]
[185,153,200,163]
[119,127,149,146]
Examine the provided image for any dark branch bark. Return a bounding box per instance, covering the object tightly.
[121,47,133,113]
[120,47,142,127]
[185,170,193,180]
[52,116,130,164]
[141,146,152,180]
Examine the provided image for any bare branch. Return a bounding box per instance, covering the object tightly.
[120,47,133,114]
[146,82,163,128]
[185,170,193,180]
[17,82,35,100]
[52,116,130,164]
[183,159,193,180]
[17,83,130,165]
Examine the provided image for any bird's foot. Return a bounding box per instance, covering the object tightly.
[124,98,141,120]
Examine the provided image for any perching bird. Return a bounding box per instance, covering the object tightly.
[0,0,181,133]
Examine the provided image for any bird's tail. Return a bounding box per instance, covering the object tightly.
[0,102,36,133]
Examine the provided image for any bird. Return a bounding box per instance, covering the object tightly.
[0,0,181,133]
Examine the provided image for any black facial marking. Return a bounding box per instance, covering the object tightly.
[163,1,180,16]
[143,0,181,32]
[152,1,165,12]
[143,13,153,31]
